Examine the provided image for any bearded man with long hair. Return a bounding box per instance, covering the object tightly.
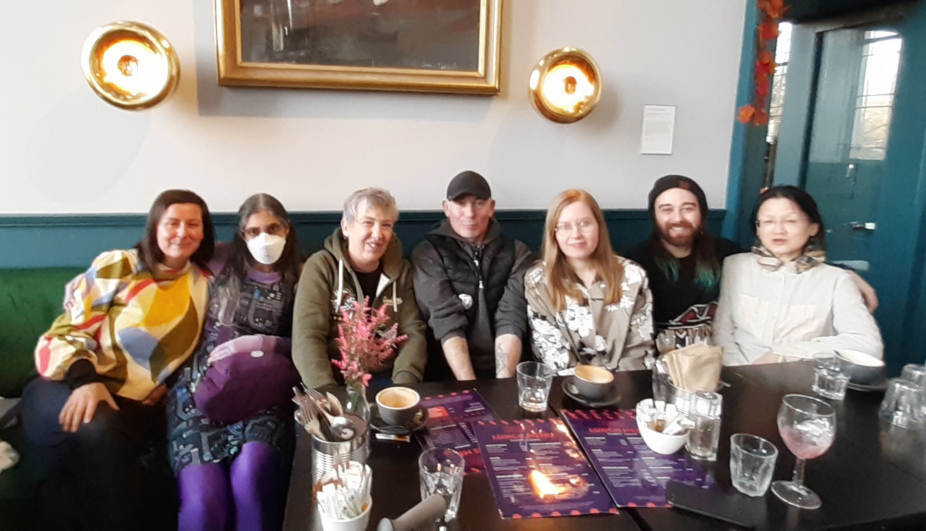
[625,175,741,352]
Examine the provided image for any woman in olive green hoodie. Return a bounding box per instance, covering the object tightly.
[292,188,427,388]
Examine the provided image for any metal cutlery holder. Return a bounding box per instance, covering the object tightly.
[311,413,370,484]
[652,358,697,415]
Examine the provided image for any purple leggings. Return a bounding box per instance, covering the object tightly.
[177,441,283,531]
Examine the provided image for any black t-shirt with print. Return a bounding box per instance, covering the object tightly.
[625,236,742,336]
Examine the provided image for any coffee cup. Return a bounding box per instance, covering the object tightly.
[375,386,421,426]
[573,364,615,401]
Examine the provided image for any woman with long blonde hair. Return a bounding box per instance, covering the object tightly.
[525,189,654,372]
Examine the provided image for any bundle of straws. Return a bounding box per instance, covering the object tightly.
[316,461,372,520]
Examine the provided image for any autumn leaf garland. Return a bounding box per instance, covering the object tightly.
[738,0,788,125]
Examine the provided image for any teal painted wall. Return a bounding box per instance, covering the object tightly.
[0,210,727,269]
[723,0,760,247]
[723,0,777,249]
[870,2,926,371]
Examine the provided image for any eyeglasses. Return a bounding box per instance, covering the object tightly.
[555,219,596,234]
[755,217,809,230]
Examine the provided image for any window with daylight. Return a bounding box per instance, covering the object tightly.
[766,22,792,144]
[848,30,902,160]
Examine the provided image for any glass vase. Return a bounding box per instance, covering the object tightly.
[345,382,371,423]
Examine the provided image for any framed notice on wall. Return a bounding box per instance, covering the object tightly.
[640,105,676,155]
[214,0,502,95]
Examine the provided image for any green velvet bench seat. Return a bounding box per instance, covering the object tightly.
[0,267,82,531]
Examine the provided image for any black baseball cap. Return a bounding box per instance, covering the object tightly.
[446,170,492,201]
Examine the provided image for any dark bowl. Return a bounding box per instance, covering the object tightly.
[835,350,886,385]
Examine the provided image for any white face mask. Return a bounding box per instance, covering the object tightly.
[246,233,286,265]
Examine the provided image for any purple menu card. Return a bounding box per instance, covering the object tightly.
[417,389,495,472]
[472,419,617,518]
[561,409,715,507]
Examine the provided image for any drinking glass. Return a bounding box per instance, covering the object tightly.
[418,447,465,523]
[900,364,926,416]
[685,391,722,461]
[900,363,926,386]
[771,394,836,510]
[730,434,778,496]
[879,378,925,429]
[811,356,849,400]
[516,362,555,412]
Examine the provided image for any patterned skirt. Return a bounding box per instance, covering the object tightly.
[166,362,294,474]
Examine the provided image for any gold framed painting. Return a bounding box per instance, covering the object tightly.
[215,0,502,94]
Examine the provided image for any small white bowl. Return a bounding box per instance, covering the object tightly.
[636,400,689,454]
[835,350,886,385]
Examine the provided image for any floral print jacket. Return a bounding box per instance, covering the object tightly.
[524,257,655,373]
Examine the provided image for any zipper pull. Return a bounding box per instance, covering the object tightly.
[474,247,483,289]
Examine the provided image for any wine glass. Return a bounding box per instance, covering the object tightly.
[771,394,836,509]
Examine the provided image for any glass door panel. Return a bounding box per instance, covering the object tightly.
[804,26,902,273]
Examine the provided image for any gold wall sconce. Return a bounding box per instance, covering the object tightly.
[529,48,601,123]
[81,21,180,110]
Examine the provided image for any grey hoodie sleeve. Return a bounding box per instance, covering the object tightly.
[493,241,535,339]
[410,240,469,343]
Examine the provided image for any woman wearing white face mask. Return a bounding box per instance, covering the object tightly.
[166,193,303,531]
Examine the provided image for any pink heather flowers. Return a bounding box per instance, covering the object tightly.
[333,297,407,387]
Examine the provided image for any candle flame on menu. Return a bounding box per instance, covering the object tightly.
[529,469,563,499]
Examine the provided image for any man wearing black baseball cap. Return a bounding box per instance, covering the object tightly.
[411,170,534,380]
[624,175,741,352]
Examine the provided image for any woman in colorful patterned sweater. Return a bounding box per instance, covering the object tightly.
[167,193,302,531]
[20,189,214,531]
[525,189,655,373]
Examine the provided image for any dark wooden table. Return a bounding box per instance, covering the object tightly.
[630,363,926,530]
[283,363,926,531]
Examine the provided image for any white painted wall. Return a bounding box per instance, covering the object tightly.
[1,0,746,213]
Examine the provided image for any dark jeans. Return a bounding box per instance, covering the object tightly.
[20,378,176,531]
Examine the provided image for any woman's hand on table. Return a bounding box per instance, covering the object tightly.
[58,382,119,432]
